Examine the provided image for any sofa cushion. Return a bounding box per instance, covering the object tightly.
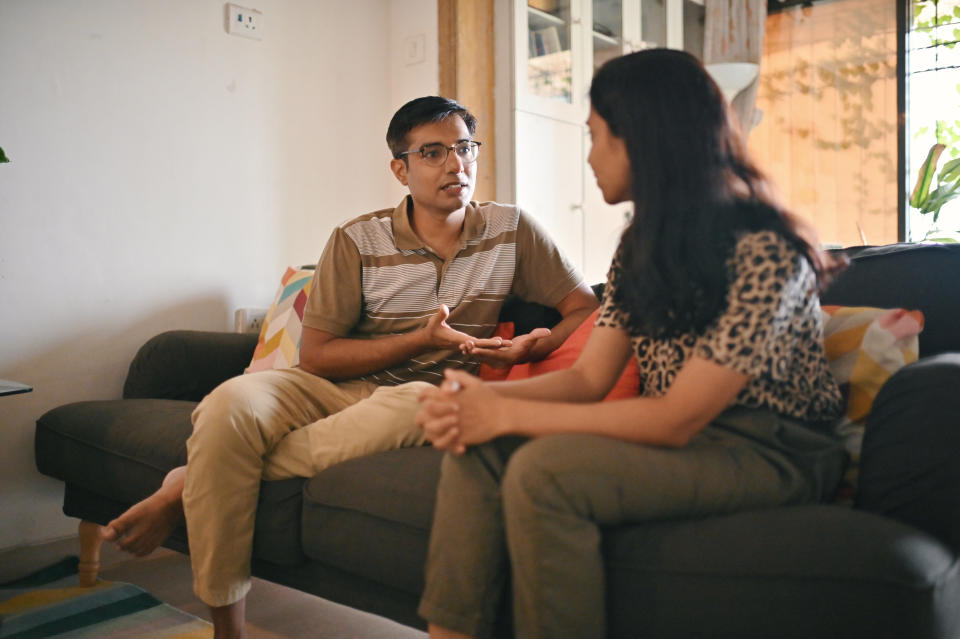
[246,266,315,373]
[300,447,443,596]
[605,505,960,638]
[505,307,641,400]
[821,305,923,503]
[857,353,960,550]
[823,243,960,357]
[123,331,257,401]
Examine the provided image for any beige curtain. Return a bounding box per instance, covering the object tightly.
[747,2,899,247]
[703,0,767,135]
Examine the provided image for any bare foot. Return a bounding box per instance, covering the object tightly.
[101,466,185,556]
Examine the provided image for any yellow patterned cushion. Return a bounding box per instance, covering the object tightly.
[245,267,315,373]
[822,305,924,502]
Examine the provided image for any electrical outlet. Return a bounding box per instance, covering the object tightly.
[234,307,268,333]
[226,3,263,41]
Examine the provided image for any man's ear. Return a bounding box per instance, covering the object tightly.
[390,158,409,186]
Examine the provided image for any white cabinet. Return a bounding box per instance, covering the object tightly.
[514,111,585,265]
[497,0,702,284]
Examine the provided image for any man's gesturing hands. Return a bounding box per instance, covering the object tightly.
[460,327,551,368]
[423,305,552,369]
[423,304,510,350]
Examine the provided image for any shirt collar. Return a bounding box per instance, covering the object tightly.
[392,196,486,251]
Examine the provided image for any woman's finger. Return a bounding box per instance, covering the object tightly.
[427,417,461,450]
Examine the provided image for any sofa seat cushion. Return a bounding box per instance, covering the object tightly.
[605,505,960,638]
[300,446,443,596]
[35,398,307,566]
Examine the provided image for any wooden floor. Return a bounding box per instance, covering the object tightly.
[0,534,427,639]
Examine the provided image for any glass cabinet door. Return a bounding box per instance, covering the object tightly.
[640,0,667,48]
[592,0,624,74]
[526,0,574,103]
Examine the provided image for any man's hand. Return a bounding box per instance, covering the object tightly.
[423,305,513,350]
[459,328,552,368]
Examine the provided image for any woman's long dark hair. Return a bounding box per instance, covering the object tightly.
[590,49,826,339]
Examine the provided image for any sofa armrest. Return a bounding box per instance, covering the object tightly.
[123,330,258,401]
[855,353,960,549]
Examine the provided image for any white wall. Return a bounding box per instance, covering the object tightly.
[0,0,438,550]
[389,0,440,115]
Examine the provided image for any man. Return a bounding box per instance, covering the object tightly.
[101,96,598,638]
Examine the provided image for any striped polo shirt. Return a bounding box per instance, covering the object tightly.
[302,196,582,386]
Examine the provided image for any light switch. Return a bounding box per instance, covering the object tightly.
[226,3,263,41]
[404,34,426,66]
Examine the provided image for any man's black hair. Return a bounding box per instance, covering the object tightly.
[386,96,478,159]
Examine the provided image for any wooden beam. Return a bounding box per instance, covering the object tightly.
[437,0,497,201]
[438,1,458,99]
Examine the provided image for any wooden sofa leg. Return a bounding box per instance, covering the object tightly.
[78,520,103,586]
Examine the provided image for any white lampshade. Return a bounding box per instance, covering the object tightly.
[705,62,759,103]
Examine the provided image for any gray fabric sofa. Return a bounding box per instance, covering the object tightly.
[35,243,960,638]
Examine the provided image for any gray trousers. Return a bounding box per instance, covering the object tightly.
[417,407,846,639]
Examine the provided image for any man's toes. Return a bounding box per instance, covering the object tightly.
[101,524,121,541]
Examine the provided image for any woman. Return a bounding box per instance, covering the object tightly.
[416,49,846,639]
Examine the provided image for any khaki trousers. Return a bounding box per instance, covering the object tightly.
[418,407,845,639]
[182,367,430,607]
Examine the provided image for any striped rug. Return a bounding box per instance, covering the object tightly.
[0,557,211,638]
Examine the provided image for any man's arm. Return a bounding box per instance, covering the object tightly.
[525,282,598,360]
[300,304,510,381]
[461,283,599,367]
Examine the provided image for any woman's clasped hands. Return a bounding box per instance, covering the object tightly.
[417,369,509,455]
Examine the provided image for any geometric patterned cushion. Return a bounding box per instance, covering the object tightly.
[821,305,924,502]
[245,267,315,373]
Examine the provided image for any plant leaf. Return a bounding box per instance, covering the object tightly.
[924,232,959,243]
[910,143,946,208]
[920,182,960,217]
[939,156,960,182]
[0,146,8,163]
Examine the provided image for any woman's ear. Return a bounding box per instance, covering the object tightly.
[390,158,409,186]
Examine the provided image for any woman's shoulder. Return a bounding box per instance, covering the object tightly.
[733,228,792,252]
[713,200,792,254]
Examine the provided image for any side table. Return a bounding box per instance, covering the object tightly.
[0,379,33,396]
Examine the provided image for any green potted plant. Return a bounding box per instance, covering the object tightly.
[0,146,8,163]
[910,141,960,242]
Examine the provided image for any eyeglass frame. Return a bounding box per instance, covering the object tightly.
[395,140,482,166]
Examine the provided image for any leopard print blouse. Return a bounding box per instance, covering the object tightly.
[596,230,843,425]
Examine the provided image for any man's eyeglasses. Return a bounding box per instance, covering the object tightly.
[397,141,481,167]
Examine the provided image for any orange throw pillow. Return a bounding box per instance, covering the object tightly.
[505,308,640,400]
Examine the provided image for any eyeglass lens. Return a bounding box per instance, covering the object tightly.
[419,142,479,166]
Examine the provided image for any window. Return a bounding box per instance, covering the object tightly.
[906,0,960,241]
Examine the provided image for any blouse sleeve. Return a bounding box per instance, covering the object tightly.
[694,231,817,381]
[594,250,628,330]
